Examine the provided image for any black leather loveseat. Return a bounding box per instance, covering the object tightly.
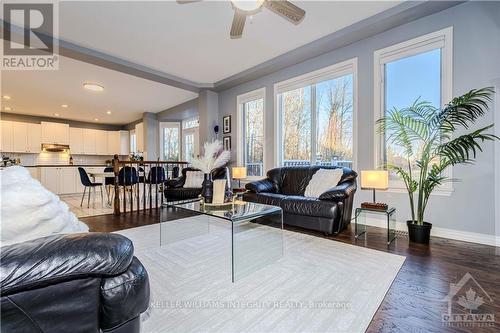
[244,166,357,235]
[164,167,227,202]
[1,233,150,333]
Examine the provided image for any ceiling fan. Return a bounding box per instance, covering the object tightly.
[177,0,306,39]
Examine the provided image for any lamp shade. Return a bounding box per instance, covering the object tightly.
[360,170,388,190]
[232,166,247,179]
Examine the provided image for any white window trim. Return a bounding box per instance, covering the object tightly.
[237,87,266,180]
[273,57,358,171]
[373,27,453,195]
[129,129,136,153]
[159,122,181,161]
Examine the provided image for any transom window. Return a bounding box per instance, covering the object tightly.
[275,58,357,169]
[237,88,265,178]
[374,27,452,190]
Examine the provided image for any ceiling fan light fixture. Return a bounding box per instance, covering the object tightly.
[230,0,264,13]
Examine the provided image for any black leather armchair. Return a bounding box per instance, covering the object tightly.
[164,167,227,202]
[244,166,357,235]
[1,233,150,333]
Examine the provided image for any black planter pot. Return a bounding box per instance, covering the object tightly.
[201,173,213,203]
[407,220,432,244]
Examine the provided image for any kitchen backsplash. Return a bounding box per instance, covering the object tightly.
[6,152,121,166]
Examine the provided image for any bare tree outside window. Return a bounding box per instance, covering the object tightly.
[163,127,179,161]
[243,98,264,177]
[316,75,353,166]
[279,76,353,168]
[282,86,311,164]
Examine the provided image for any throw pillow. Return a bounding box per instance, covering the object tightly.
[184,171,205,188]
[304,168,344,198]
[0,166,89,247]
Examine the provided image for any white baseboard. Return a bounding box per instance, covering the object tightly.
[361,216,500,247]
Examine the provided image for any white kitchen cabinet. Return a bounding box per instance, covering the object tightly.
[40,167,79,194]
[40,167,59,194]
[95,130,108,155]
[83,129,96,154]
[135,123,144,152]
[0,121,14,152]
[119,130,130,156]
[27,123,41,153]
[41,122,69,145]
[70,128,84,154]
[107,131,120,155]
[59,168,77,194]
[12,122,28,153]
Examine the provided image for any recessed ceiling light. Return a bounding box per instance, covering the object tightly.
[4,107,12,111]
[61,104,68,108]
[106,110,112,114]
[2,95,11,100]
[83,82,104,92]
[54,113,60,117]
[94,118,99,121]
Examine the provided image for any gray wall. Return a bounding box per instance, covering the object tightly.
[217,1,500,236]
[157,98,198,122]
[198,90,219,149]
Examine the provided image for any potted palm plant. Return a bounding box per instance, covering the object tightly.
[377,87,498,244]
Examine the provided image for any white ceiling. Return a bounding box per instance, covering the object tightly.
[1,1,400,125]
[57,1,400,83]
[1,56,198,124]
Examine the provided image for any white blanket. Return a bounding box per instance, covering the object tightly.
[0,166,88,247]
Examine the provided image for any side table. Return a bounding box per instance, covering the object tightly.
[354,207,396,245]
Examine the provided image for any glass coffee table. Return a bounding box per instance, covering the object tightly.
[160,199,283,282]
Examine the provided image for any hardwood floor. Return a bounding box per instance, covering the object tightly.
[81,211,500,333]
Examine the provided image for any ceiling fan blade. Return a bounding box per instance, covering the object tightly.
[176,0,202,4]
[230,10,246,39]
[264,0,305,24]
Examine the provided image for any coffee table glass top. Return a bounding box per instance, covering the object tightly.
[169,199,282,222]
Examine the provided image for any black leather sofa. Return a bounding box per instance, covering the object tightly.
[1,233,150,333]
[244,166,357,235]
[164,167,227,202]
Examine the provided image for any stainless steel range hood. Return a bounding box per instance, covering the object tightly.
[41,143,70,152]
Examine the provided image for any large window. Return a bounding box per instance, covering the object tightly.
[374,27,452,189]
[275,59,357,169]
[182,117,199,162]
[160,122,180,161]
[237,88,265,178]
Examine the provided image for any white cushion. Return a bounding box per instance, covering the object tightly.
[184,171,205,188]
[304,168,344,198]
[0,166,89,247]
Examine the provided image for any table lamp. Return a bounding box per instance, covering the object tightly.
[360,170,389,210]
[232,166,247,190]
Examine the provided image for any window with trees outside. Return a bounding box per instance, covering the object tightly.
[237,88,265,178]
[275,59,357,169]
[374,28,452,190]
[160,122,180,161]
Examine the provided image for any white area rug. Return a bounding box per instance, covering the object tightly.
[116,220,405,333]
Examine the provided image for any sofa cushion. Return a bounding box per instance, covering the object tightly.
[242,192,287,207]
[304,168,343,198]
[280,196,339,219]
